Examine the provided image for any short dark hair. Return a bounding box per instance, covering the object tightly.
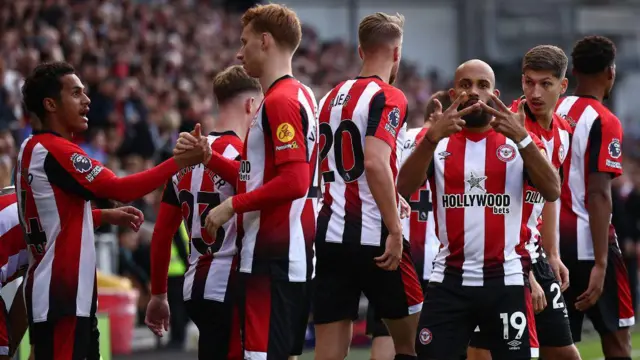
[425,90,451,121]
[571,36,616,75]
[212,65,262,105]
[22,62,76,122]
[522,45,568,79]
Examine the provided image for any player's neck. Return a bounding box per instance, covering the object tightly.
[43,119,73,140]
[464,124,492,133]
[359,60,392,84]
[537,112,553,130]
[213,108,248,141]
[260,55,293,94]
[573,81,605,103]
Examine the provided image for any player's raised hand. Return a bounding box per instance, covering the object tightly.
[145,294,170,337]
[173,124,212,167]
[204,197,235,239]
[173,123,204,155]
[374,231,403,271]
[426,92,480,144]
[478,94,528,142]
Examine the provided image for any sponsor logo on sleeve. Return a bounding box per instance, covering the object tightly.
[277,123,295,143]
[608,138,622,159]
[275,141,299,151]
[71,153,92,173]
[85,166,104,182]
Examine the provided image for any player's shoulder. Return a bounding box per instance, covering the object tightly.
[208,131,243,158]
[32,131,85,154]
[0,193,17,211]
[374,80,407,105]
[552,113,573,133]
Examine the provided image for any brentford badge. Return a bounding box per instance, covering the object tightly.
[419,328,432,345]
[496,144,517,162]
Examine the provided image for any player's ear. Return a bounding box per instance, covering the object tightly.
[358,46,364,60]
[261,32,269,51]
[560,78,568,95]
[393,46,400,62]
[43,97,57,113]
[448,88,456,102]
[244,97,254,115]
[493,89,501,97]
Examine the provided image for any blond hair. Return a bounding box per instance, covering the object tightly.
[213,65,262,104]
[358,12,405,52]
[241,4,302,51]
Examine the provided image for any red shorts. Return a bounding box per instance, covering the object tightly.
[0,297,9,356]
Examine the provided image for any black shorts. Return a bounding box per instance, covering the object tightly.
[563,244,636,342]
[366,280,428,338]
[30,316,100,360]
[184,299,242,360]
[313,241,423,325]
[469,257,574,349]
[416,277,539,360]
[237,270,309,359]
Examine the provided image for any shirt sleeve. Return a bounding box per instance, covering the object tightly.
[263,95,309,166]
[161,179,180,207]
[150,202,183,295]
[587,116,623,177]
[365,90,408,148]
[43,140,179,203]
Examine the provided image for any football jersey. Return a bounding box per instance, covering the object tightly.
[509,99,572,263]
[400,127,439,281]
[555,96,623,261]
[237,75,318,282]
[316,76,408,247]
[0,193,28,289]
[160,132,242,301]
[428,128,546,286]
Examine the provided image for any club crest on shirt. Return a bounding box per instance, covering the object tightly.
[419,328,432,345]
[496,144,517,162]
[558,144,565,163]
[276,123,295,143]
[608,138,622,159]
[71,153,92,173]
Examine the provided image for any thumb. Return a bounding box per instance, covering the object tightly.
[194,123,202,138]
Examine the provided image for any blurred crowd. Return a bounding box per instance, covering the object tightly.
[0,0,638,347]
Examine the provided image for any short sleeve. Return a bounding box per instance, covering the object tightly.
[587,116,623,177]
[263,95,309,166]
[43,141,117,201]
[161,179,179,207]
[365,91,408,148]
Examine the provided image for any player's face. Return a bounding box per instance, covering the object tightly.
[58,74,90,132]
[521,69,567,117]
[237,23,265,78]
[450,68,498,128]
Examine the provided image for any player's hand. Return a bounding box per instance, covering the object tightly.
[374,231,403,271]
[173,124,212,167]
[478,94,528,142]
[204,197,235,239]
[548,255,570,292]
[101,206,144,232]
[399,196,410,219]
[145,294,170,337]
[575,263,605,311]
[426,92,480,143]
[530,274,547,314]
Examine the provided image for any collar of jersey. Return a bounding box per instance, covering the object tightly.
[32,130,62,137]
[209,130,238,138]
[266,75,294,95]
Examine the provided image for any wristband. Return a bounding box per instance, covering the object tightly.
[516,134,532,149]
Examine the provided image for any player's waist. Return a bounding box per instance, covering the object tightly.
[431,267,529,286]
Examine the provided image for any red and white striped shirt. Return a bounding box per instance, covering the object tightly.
[555,96,623,261]
[316,76,408,247]
[399,127,439,281]
[16,131,178,322]
[238,76,318,282]
[158,132,242,301]
[510,100,572,263]
[0,193,28,289]
[428,128,545,286]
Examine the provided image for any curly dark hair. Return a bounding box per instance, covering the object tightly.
[21,62,76,122]
[522,45,568,79]
[571,36,616,75]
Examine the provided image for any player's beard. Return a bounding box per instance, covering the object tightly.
[459,98,496,128]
